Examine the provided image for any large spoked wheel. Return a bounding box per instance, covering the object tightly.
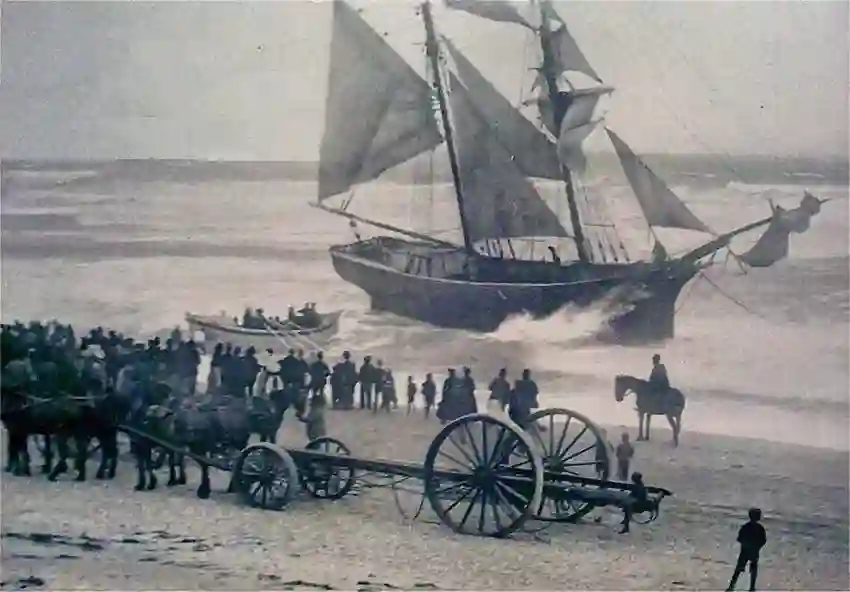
[232,443,299,511]
[301,436,356,500]
[521,408,611,524]
[424,413,543,538]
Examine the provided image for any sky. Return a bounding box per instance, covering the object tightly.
[0,0,847,161]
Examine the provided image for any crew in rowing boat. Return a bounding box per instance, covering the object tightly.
[287,303,321,330]
[242,308,268,330]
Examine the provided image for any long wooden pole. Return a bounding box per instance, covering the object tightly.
[421,1,475,256]
[537,0,591,264]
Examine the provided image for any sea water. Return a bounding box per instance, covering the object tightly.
[2,160,847,450]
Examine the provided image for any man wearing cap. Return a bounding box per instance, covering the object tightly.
[358,356,376,410]
[332,351,357,410]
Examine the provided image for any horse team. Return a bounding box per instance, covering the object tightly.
[1,321,308,499]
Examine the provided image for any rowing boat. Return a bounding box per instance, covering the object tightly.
[185,310,343,353]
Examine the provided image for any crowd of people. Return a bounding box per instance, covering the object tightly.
[1,319,543,448]
[232,346,542,427]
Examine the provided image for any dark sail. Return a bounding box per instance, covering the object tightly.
[739,192,823,268]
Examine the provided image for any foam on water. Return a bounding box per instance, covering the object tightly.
[2,164,847,451]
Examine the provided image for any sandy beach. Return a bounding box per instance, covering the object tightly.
[2,408,847,591]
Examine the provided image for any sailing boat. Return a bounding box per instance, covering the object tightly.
[313,0,824,342]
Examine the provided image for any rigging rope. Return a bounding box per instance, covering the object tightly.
[697,271,771,321]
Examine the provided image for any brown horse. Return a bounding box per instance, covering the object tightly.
[614,375,686,447]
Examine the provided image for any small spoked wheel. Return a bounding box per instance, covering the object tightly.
[233,443,299,511]
[632,501,660,525]
[521,408,611,524]
[424,413,543,538]
[301,436,356,500]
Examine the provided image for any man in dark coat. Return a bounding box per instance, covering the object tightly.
[358,356,376,410]
[294,349,309,390]
[509,368,539,426]
[437,368,461,424]
[331,351,357,409]
[277,349,301,389]
[308,351,331,400]
[488,368,511,411]
[648,353,669,394]
[459,367,478,416]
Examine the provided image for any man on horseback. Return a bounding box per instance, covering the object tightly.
[648,354,669,394]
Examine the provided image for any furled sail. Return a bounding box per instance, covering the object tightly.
[447,72,569,242]
[557,120,598,175]
[523,3,613,170]
[739,192,823,267]
[443,38,562,181]
[444,0,534,29]
[539,1,603,84]
[318,1,444,200]
[606,128,712,234]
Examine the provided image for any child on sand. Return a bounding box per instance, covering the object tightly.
[406,376,417,415]
[615,432,634,481]
[299,394,327,441]
[726,508,767,592]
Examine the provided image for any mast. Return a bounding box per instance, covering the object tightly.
[537,0,591,263]
[421,0,475,256]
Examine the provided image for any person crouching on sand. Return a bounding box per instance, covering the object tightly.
[299,394,327,442]
[726,508,767,592]
[619,471,648,534]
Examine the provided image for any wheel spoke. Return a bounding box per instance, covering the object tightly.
[554,415,571,459]
[558,425,587,462]
[492,483,522,521]
[441,483,475,514]
[548,413,555,455]
[562,460,598,469]
[431,479,470,499]
[437,448,471,470]
[462,423,483,466]
[489,485,505,531]
[560,442,595,464]
[528,423,547,455]
[477,486,488,533]
[447,433,478,469]
[486,425,509,469]
[480,421,490,467]
[494,478,531,507]
[456,488,481,530]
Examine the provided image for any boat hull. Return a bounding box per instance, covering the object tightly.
[185,311,342,353]
[329,240,696,343]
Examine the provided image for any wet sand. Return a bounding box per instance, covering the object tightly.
[2,409,848,591]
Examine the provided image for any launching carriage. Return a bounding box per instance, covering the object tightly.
[118,407,672,538]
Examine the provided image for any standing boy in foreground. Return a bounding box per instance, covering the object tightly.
[615,432,635,481]
[726,508,767,591]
